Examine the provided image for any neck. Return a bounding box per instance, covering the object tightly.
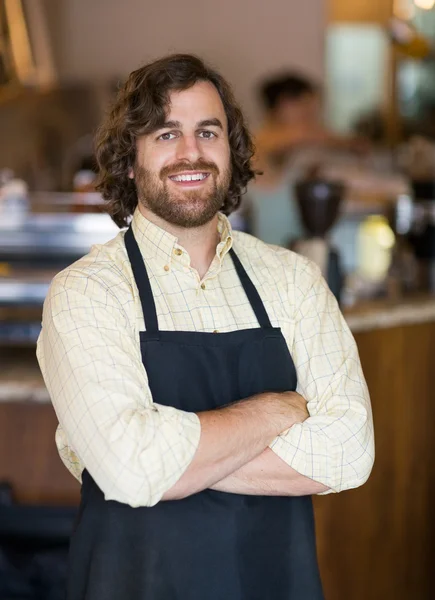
[139,205,220,279]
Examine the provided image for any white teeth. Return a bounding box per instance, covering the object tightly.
[171,173,208,182]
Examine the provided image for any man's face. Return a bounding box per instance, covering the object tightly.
[132,81,231,228]
[274,92,321,127]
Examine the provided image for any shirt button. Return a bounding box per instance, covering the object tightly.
[213,330,219,334]
[174,248,182,256]
[201,283,206,290]
[164,265,170,272]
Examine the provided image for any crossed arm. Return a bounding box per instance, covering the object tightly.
[210,448,329,496]
[162,392,329,501]
[38,262,374,508]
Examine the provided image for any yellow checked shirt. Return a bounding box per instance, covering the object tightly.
[37,208,374,507]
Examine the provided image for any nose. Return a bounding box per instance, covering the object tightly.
[175,134,202,163]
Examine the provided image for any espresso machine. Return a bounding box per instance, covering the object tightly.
[392,181,435,293]
[293,178,346,302]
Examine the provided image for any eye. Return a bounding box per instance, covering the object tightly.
[198,130,217,139]
[158,132,177,141]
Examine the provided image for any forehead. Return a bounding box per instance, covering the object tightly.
[165,81,227,127]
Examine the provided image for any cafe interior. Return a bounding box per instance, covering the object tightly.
[0,0,435,598]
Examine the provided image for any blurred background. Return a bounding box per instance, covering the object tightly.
[1,0,435,598]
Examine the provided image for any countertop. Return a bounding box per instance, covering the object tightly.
[343,293,435,333]
[0,348,49,404]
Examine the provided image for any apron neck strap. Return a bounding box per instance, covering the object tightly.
[124,227,159,334]
[229,248,272,328]
[124,227,272,332]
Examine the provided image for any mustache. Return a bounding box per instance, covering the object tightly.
[160,160,219,179]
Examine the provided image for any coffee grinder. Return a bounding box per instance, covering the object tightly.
[293,178,346,302]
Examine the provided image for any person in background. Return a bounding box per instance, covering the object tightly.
[37,54,374,600]
[237,72,366,247]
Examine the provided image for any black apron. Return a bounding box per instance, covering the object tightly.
[66,227,324,600]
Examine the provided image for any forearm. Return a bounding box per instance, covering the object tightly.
[210,448,329,496]
[163,394,301,500]
[254,129,309,163]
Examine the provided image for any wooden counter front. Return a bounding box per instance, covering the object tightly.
[0,401,80,505]
[314,320,435,600]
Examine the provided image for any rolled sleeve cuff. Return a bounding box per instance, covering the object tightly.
[269,423,342,494]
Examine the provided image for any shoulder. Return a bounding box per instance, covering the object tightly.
[231,230,322,299]
[46,230,134,310]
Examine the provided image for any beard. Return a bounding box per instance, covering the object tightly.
[134,159,231,228]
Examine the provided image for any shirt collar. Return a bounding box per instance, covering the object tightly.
[131,208,234,267]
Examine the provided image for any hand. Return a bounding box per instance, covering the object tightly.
[327,133,371,155]
[276,391,309,425]
[230,391,309,442]
[260,391,309,434]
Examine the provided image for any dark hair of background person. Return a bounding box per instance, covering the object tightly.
[260,73,319,112]
[95,53,257,228]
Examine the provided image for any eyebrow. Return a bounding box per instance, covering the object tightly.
[156,118,224,131]
[159,120,181,129]
[197,118,224,130]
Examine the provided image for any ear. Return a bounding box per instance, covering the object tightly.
[128,166,134,179]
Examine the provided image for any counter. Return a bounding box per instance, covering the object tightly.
[344,294,435,333]
[316,296,435,600]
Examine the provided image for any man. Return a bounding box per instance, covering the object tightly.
[255,72,366,173]
[238,72,369,248]
[37,54,374,600]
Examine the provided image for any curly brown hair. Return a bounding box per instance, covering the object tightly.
[95,53,257,228]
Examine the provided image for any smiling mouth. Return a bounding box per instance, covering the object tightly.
[168,172,210,183]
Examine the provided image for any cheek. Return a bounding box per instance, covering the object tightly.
[210,143,231,173]
[277,106,294,124]
[139,144,171,174]
[223,146,232,174]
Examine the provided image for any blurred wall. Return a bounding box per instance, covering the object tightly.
[42,0,326,125]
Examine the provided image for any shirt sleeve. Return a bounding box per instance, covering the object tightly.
[36,270,201,508]
[269,259,375,493]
